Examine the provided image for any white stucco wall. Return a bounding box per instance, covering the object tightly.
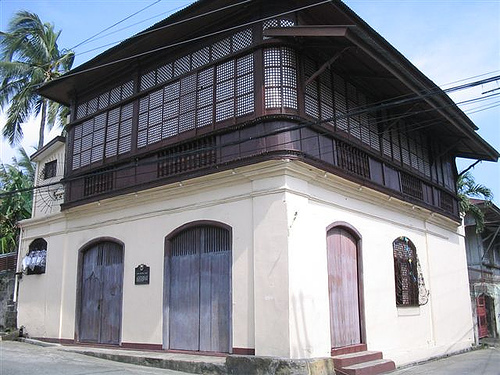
[17,160,474,365]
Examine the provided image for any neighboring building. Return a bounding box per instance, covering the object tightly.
[17,0,499,372]
[465,199,500,343]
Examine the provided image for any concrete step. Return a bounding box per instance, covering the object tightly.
[332,350,383,368]
[341,358,396,375]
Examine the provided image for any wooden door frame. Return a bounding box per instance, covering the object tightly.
[326,221,366,348]
[74,237,125,344]
[163,220,232,352]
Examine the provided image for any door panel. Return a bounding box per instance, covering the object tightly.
[79,242,123,345]
[79,246,101,342]
[169,248,200,350]
[327,227,361,348]
[167,225,231,353]
[99,243,123,345]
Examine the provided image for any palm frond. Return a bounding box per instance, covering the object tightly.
[0,10,74,147]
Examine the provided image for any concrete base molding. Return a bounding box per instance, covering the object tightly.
[226,355,335,375]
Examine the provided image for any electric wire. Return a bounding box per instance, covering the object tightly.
[51,0,332,81]
[2,82,497,200]
[71,0,164,50]
[76,0,253,56]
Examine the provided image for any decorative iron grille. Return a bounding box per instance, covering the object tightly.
[393,236,419,306]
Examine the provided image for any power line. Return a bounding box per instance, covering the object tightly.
[74,5,190,50]
[71,0,164,50]
[54,0,332,81]
[2,78,497,200]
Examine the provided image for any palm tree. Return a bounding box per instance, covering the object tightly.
[0,11,74,149]
[0,147,35,254]
[457,171,493,233]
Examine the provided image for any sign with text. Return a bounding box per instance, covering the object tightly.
[135,264,150,285]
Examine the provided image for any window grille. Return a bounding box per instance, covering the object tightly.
[138,28,253,93]
[75,80,134,120]
[157,136,216,178]
[84,168,114,196]
[22,238,47,275]
[393,237,419,306]
[262,17,296,31]
[439,190,454,213]
[136,54,254,149]
[43,160,57,179]
[335,140,370,179]
[401,171,423,201]
[264,47,297,109]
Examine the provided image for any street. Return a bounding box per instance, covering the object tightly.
[391,347,500,375]
[0,341,189,375]
[2,340,499,375]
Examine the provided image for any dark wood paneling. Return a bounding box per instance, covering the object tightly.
[64,118,460,221]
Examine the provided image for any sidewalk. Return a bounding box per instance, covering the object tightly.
[12,338,500,375]
[391,346,500,375]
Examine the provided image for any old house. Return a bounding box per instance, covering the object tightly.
[17,0,499,373]
[465,199,500,343]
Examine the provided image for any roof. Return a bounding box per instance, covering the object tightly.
[38,0,499,162]
[30,136,66,162]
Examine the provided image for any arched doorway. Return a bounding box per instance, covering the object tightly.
[326,223,364,349]
[78,240,124,345]
[164,223,231,352]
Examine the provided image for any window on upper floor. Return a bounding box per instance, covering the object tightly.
[43,160,57,179]
[264,47,297,110]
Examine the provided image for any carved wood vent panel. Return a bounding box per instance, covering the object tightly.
[400,171,423,201]
[84,168,115,197]
[335,139,370,179]
[157,136,217,178]
[439,190,454,213]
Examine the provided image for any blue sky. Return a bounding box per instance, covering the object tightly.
[1,0,499,202]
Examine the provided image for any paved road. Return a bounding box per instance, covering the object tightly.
[2,340,499,375]
[0,341,190,375]
[392,347,500,375]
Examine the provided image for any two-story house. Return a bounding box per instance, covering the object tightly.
[17,0,499,372]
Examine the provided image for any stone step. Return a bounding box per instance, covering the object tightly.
[332,350,383,368]
[341,358,396,375]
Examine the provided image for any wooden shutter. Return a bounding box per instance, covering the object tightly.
[79,242,123,345]
[327,227,361,348]
[166,225,231,352]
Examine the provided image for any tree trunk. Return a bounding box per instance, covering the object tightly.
[38,99,47,150]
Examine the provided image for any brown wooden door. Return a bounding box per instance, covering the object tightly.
[79,241,123,345]
[327,227,361,348]
[165,226,231,352]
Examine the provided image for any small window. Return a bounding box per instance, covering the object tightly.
[393,236,418,306]
[44,160,57,179]
[22,238,47,275]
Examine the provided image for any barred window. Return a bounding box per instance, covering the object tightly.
[393,237,418,306]
[22,238,47,275]
[264,47,297,109]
